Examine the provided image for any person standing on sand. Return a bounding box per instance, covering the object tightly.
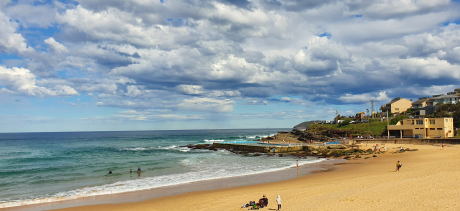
[442,144,445,149]
[276,195,282,210]
[396,161,402,171]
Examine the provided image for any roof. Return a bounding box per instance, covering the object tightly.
[432,95,460,100]
[412,99,428,104]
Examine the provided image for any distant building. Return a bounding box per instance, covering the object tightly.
[381,97,412,114]
[431,94,459,106]
[355,112,365,120]
[387,117,454,138]
[412,97,434,116]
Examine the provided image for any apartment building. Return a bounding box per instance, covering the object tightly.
[387,117,454,138]
[381,97,412,114]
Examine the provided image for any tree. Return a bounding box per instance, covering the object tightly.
[427,103,460,128]
[390,115,409,125]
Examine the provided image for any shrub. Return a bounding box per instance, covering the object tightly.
[338,120,350,127]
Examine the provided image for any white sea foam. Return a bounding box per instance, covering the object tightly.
[122,147,153,151]
[203,139,225,142]
[0,155,328,209]
[246,133,277,139]
[157,145,178,149]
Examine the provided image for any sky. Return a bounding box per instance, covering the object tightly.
[1,0,460,132]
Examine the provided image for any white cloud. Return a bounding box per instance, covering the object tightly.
[339,91,390,103]
[0,66,79,97]
[176,85,203,95]
[44,37,69,54]
[0,11,33,54]
[126,85,142,97]
[178,97,234,113]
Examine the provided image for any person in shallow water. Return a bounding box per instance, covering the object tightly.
[130,169,132,173]
[108,170,112,174]
[137,167,141,172]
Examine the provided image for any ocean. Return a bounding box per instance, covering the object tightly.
[0,129,330,209]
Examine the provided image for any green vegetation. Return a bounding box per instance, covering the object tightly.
[293,120,324,129]
[426,103,460,128]
[390,115,409,125]
[338,120,350,127]
[309,120,388,136]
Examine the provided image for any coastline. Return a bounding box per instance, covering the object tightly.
[48,143,460,211]
[5,157,343,211]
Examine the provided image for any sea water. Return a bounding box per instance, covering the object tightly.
[0,129,326,208]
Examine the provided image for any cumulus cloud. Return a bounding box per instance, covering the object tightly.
[0,11,33,54]
[44,37,69,54]
[339,91,390,103]
[2,0,460,125]
[0,66,79,97]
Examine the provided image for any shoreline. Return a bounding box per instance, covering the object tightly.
[5,157,344,211]
[49,143,460,211]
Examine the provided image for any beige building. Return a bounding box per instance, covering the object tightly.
[387,118,454,138]
[381,97,413,114]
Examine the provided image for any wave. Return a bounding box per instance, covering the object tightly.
[122,147,155,151]
[203,139,225,142]
[157,145,178,150]
[246,133,276,139]
[0,157,329,209]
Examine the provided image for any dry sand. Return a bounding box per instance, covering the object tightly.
[50,143,460,211]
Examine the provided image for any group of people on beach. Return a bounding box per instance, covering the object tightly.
[108,167,142,175]
[244,194,282,210]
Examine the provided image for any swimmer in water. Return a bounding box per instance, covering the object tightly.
[109,170,112,174]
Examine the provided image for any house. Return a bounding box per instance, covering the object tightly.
[412,97,434,116]
[387,117,454,138]
[381,97,412,114]
[431,94,459,106]
[355,112,365,120]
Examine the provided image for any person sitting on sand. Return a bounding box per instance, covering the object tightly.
[257,199,265,208]
[262,194,268,207]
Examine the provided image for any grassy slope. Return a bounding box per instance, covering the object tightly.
[309,120,388,136]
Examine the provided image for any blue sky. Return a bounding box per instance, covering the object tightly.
[1,0,460,132]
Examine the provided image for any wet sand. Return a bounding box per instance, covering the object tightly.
[10,143,460,211]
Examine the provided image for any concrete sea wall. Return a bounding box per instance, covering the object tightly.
[355,138,460,145]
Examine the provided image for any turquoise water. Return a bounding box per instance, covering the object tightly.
[0,129,324,208]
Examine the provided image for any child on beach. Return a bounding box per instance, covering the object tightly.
[396,161,402,171]
[276,195,282,210]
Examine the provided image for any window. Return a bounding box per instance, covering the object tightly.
[416,120,423,125]
[430,128,435,130]
[430,120,435,124]
[446,119,448,122]
[437,128,442,130]
[412,120,414,125]
[395,108,399,111]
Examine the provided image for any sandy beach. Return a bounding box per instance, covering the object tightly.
[42,143,460,211]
